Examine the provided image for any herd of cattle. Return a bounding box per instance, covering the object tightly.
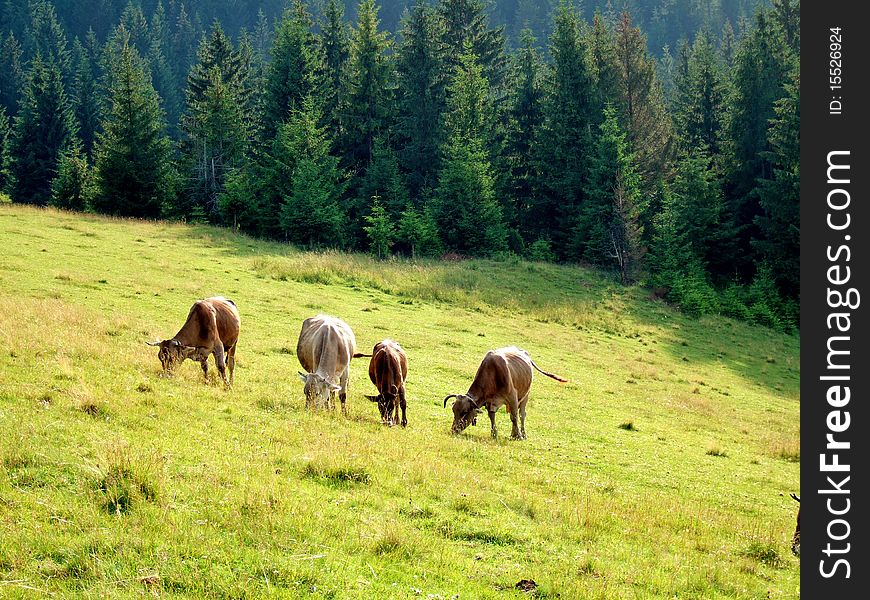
[146,296,802,554]
[147,296,567,439]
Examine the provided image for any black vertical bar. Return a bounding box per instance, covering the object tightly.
[802,1,869,596]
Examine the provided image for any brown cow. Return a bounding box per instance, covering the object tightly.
[296,314,366,414]
[364,340,408,427]
[443,346,567,440]
[791,493,800,557]
[148,296,240,387]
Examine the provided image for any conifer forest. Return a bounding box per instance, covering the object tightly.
[0,0,800,329]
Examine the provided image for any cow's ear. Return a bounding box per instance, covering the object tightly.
[365,394,380,402]
[297,371,308,382]
[390,384,398,395]
[329,382,342,392]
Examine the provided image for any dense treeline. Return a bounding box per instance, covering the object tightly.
[0,1,769,55]
[0,0,798,331]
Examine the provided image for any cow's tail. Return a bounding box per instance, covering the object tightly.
[353,352,372,358]
[530,359,568,383]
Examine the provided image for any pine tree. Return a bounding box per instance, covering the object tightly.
[357,138,408,219]
[503,28,543,235]
[535,0,597,253]
[10,54,77,206]
[0,32,25,117]
[673,30,726,155]
[26,0,72,89]
[575,106,644,279]
[51,144,95,210]
[148,1,181,138]
[363,197,395,258]
[0,106,11,193]
[397,204,441,259]
[754,67,799,299]
[343,0,393,176]
[92,38,174,217]
[273,98,347,247]
[722,8,790,281]
[395,0,447,200]
[586,11,619,109]
[263,0,317,139]
[436,0,506,91]
[179,21,253,221]
[613,10,673,186]
[433,45,506,256]
[319,0,350,141]
[71,33,101,158]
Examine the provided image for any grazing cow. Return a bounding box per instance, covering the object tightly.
[791,493,800,557]
[147,296,240,387]
[364,340,408,427]
[296,314,366,414]
[443,346,567,440]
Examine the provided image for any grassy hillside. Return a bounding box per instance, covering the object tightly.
[0,206,800,598]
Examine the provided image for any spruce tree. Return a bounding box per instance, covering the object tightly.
[0,32,24,117]
[754,67,799,299]
[575,106,644,278]
[613,10,673,187]
[0,107,11,193]
[319,0,350,141]
[179,22,252,220]
[273,98,347,248]
[343,0,393,175]
[10,54,77,206]
[363,198,395,258]
[51,145,95,210]
[71,33,101,158]
[673,30,725,155]
[503,28,543,236]
[395,0,447,201]
[357,138,409,220]
[535,0,597,253]
[722,8,790,281]
[263,0,317,139]
[92,38,174,217]
[433,45,506,256]
[586,11,619,109]
[26,0,72,89]
[436,0,506,91]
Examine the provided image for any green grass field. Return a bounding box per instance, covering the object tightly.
[0,206,800,598]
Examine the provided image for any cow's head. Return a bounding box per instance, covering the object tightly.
[444,394,481,435]
[147,339,196,374]
[367,384,399,425]
[298,372,341,407]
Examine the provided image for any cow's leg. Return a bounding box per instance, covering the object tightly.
[399,387,407,428]
[488,409,498,439]
[507,392,521,440]
[200,358,209,383]
[339,369,348,416]
[519,393,529,440]
[213,342,228,387]
[226,344,236,386]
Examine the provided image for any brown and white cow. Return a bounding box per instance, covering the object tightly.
[296,314,366,415]
[443,346,567,440]
[147,296,240,387]
[364,340,408,427]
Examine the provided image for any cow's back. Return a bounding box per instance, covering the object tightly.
[297,314,356,376]
[206,296,240,347]
[471,347,533,401]
[369,340,408,389]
